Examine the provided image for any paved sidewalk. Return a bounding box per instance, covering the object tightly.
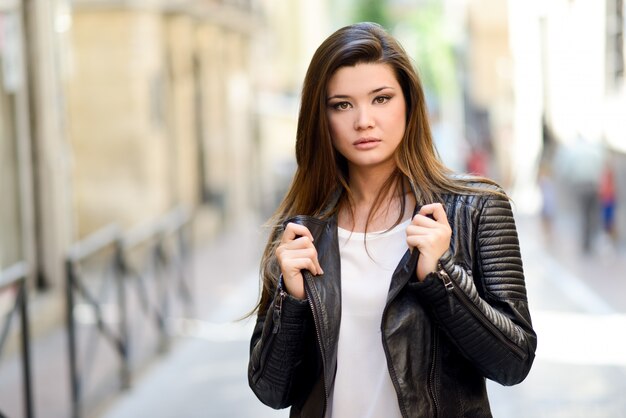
[100,214,283,418]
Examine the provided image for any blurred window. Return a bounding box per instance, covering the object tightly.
[607,0,624,91]
[0,11,23,269]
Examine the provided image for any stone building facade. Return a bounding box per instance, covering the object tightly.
[0,0,262,292]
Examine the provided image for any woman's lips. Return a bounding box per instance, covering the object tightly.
[353,137,381,150]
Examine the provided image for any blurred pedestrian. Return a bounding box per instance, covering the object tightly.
[538,160,557,243]
[599,156,617,247]
[558,134,603,252]
[248,22,536,418]
[466,145,489,176]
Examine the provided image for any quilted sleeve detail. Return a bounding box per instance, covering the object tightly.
[248,283,312,408]
[413,192,537,385]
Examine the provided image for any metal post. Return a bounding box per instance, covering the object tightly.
[18,282,34,418]
[114,242,130,389]
[154,240,169,354]
[177,219,194,318]
[65,260,80,418]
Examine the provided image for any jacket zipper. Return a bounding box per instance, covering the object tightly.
[272,288,287,334]
[252,288,287,383]
[303,271,329,416]
[438,268,527,360]
[428,327,440,418]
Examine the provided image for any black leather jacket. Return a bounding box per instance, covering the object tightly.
[249,183,537,417]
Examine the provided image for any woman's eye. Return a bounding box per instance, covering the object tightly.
[374,96,390,104]
[332,102,351,110]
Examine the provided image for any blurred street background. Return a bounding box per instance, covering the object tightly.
[0,0,625,417]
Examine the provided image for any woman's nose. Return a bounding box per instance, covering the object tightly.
[354,106,374,130]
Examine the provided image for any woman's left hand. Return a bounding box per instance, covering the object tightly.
[406,203,452,282]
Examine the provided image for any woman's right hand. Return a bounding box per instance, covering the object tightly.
[275,223,324,300]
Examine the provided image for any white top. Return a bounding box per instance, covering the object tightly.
[326,219,410,418]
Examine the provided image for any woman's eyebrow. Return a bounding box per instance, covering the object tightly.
[326,94,351,101]
[327,86,395,101]
[370,86,394,94]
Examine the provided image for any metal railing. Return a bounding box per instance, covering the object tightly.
[0,262,34,418]
[66,206,193,418]
[66,224,126,418]
[119,207,194,356]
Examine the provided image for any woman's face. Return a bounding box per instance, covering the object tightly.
[326,63,407,173]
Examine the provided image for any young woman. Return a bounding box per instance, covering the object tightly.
[248,22,536,418]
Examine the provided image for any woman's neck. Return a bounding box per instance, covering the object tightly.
[348,163,396,206]
[339,164,414,232]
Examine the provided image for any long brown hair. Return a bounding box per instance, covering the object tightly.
[253,22,499,315]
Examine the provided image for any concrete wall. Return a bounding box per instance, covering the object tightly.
[164,14,200,208]
[1,0,266,288]
[251,0,331,214]
[467,0,534,197]
[68,10,171,236]
[0,5,34,273]
[195,24,228,208]
[541,0,607,143]
[0,78,22,267]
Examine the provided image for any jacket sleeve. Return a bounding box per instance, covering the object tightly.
[248,281,313,409]
[414,192,537,385]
